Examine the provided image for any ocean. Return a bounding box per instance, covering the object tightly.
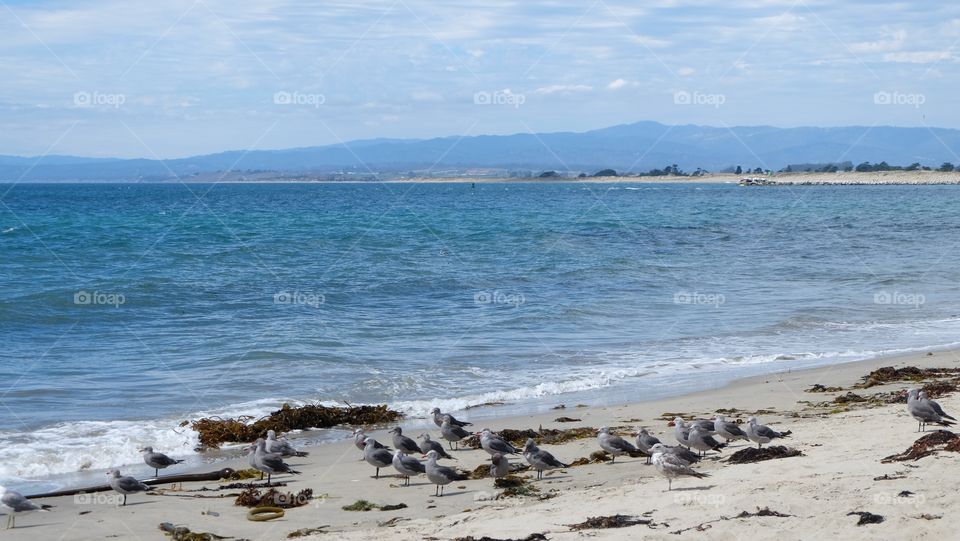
[2,181,959,491]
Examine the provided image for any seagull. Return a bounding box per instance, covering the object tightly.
[908,389,956,431]
[440,417,471,450]
[432,407,471,428]
[392,450,425,486]
[744,417,790,448]
[106,469,151,506]
[139,446,184,478]
[253,438,301,483]
[919,390,957,423]
[661,444,701,465]
[596,426,638,463]
[686,419,717,434]
[713,415,748,442]
[522,438,567,480]
[490,453,510,480]
[635,428,662,464]
[1,487,51,529]
[389,427,423,455]
[417,433,455,460]
[363,438,394,479]
[687,426,726,456]
[650,444,709,490]
[266,430,308,457]
[479,428,520,456]
[424,450,462,497]
[673,418,692,448]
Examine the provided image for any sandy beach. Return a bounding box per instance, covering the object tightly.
[5,349,958,540]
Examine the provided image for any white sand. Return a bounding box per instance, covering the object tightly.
[5,349,959,540]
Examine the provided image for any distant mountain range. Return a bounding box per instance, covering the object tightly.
[3,121,959,181]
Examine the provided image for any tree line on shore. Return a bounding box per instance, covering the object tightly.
[535,161,958,179]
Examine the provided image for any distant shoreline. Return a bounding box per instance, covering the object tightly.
[7,170,960,185]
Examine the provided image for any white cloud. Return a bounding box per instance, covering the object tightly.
[532,84,593,95]
[851,30,907,54]
[607,78,627,90]
[677,67,695,76]
[883,51,953,63]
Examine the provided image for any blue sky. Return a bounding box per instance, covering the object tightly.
[1,0,958,158]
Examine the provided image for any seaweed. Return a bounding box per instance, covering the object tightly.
[881,430,960,462]
[454,535,548,541]
[734,507,793,518]
[856,366,960,388]
[185,403,403,448]
[159,523,232,541]
[234,488,313,508]
[848,511,884,525]
[568,451,613,466]
[460,426,611,450]
[554,417,581,423]
[287,527,328,538]
[341,499,408,512]
[568,515,652,530]
[726,446,802,464]
[834,392,868,404]
[221,469,261,481]
[806,384,843,393]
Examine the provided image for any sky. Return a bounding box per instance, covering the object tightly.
[0,0,958,158]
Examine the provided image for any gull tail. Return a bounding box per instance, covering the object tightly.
[690,471,710,478]
[295,451,310,457]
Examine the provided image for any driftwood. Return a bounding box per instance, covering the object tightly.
[26,468,237,499]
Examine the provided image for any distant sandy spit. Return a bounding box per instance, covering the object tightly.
[386,171,960,185]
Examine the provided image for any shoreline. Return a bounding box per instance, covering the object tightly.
[5,346,960,539]
[9,339,960,495]
[10,170,960,185]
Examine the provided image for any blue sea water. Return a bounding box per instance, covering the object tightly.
[2,181,960,489]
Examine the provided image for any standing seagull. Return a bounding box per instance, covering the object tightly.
[106,469,151,506]
[713,415,748,443]
[650,444,709,490]
[266,430,309,457]
[490,453,510,480]
[253,438,301,483]
[596,426,638,463]
[392,450,425,486]
[389,427,423,455]
[673,418,693,448]
[919,390,957,423]
[662,444,701,465]
[363,438,394,479]
[635,428,662,464]
[688,426,725,456]
[522,439,567,480]
[140,446,184,478]
[418,433,455,460]
[432,407,471,428]
[744,417,790,448]
[424,450,462,497]
[1,488,51,529]
[479,429,520,456]
[907,389,955,431]
[440,417,471,450]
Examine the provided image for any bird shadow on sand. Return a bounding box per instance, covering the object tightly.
[668,484,716,492]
